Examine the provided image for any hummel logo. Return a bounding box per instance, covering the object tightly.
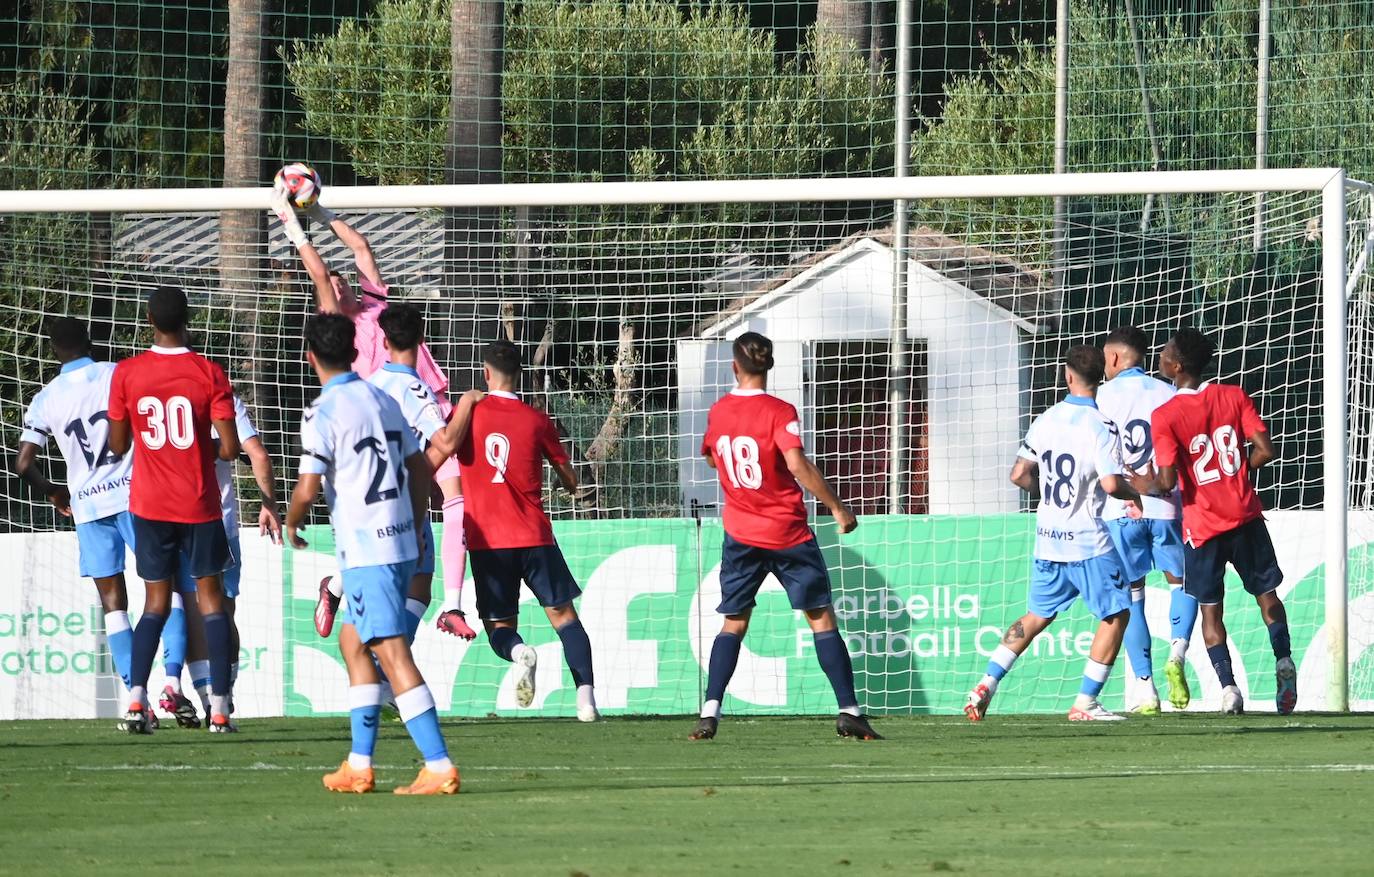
[362,714,378,729]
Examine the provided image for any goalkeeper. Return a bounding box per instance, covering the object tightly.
[270,178,476,642]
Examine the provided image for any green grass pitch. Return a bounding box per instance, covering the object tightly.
[3,714,1372,875]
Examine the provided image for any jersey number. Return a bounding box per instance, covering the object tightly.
[1122,418,1153,469]
[486,433,511,483]
[64,411,120,468]
[1189,425,1242,485]
[136,396,195,450]
[1040,450,1076,508]
[715,435,763,490]
[356,431,406,505]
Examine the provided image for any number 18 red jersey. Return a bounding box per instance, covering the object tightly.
[1150,382,1267,547]
[701,389,811,550]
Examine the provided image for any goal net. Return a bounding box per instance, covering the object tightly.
[0,169,1369,719]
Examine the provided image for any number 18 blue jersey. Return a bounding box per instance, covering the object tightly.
[1017,395,1125,562]
[298,372,420,570]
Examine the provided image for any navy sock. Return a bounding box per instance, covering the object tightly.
[1266,621,1292,660]
[555,619,595,688]
[129,612,168,690]
[489,626,524,662]
[203,612,231,697]
[814,629,859,711]
[1207,643,1236,688]
[704,632,743,703]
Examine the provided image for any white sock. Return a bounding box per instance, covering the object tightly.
[440,598,460,614]
[195,684,211,714]
[978,674,1001,695]
[701,698,721,720]
[327,576,344,599]
[128,685,146,710]
[839,705,861,717]
[406,598,427,621]
[211,693,230,718]
[394,684,436,723]
[165,676,182,694]
[1073,692,1097,709]
[513,643,535,663]
[104,610,131,635]
[425,757,455,773]
[577,684,596,709]
[1169,638,1188,662]
[347,752,372,770]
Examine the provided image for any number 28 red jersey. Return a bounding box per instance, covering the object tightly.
[701,389,812,550]
[107,345,235,524]
[457,391,570,550]
[1150,382,1267,547]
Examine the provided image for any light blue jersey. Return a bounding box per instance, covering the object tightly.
[368,363,447,445]
[1017,395,1125,562]
[1095,366,1179,521]
[298,372,421,570]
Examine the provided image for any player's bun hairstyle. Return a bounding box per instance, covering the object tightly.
[732,331,774,375]
[1104,325,1149,360]
[378,303,424,352]
[304,313,357,371]
[1065,344,1105,386]
[483,339,522,379]
[148,285,189,333]
[46,316,90,354]
[1170,327,1215,377]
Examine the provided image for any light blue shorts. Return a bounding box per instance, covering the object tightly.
[175,529,241,598]
[1028,552,1132,621]
[1105,517,1185,583]
[75,511,135,579]
[415,518,436,577]
[338,561,416,644]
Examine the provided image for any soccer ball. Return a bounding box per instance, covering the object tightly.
[275,162,322,209]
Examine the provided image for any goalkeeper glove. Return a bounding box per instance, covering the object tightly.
[269,186,311,250]
[305,200,337,227]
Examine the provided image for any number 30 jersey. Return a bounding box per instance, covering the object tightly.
[20,358,132,524]
[701,389,811,550]
[1151,382,1267,547]
[108,345,235,524]
[299,372,420,570]
[1095,366,1178,522]
[1017,396,1125,562]
[457,390,569,551]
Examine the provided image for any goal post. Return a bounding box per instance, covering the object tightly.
[0,168,1369,719]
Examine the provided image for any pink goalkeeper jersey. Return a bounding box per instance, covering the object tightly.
[349,274,452,416]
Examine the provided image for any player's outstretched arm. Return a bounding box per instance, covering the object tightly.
[1009,458,1038,495]
[285,473,321,548]
[326,213,385,290]
[426,389,484,468]
[15,442,71,516]
[243,435,282,543]
[1247,429,1276,470]
[783,447,857,534]
[270,187,350,314]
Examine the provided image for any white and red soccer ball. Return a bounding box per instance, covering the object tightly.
[274,162,322,208]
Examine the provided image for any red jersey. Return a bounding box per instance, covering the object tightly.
[107,346,235,523]
[1151,382,1267,546]
[457,391,569,550]
[701,390,811,550]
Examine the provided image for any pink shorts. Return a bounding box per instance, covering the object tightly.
[434,454,461,483]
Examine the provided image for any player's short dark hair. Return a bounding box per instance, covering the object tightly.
[46,317,90,355]
[147,285,188,333]
[1104,325,1149,361]
[483,339,522,379]
[327,269,343,280]
[1170,327,1215,377]
[1065,344,1105,386]
[378,304,423,352]
[304,313,357,371]
[732,331,774,375]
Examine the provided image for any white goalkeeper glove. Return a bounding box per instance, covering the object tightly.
[305,200,337,228]
[269,186,311,250]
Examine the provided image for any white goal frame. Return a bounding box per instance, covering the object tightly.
[2,167,1364,710]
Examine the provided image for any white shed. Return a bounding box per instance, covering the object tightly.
[677,228,1044,517]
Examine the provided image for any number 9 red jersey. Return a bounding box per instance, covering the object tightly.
[107,345,235,524]
[701,389,812,549]
[1150,382,1267,547]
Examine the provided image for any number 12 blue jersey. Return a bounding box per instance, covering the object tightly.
[1017,395,1125,562]
[298,372,421,570]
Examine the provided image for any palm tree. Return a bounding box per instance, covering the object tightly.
[220,0,263,402]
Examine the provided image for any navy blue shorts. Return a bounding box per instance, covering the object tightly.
[470,543,582,620]
[131,515,230,584]
[717,533,832,616]
[1183,516,1283,605]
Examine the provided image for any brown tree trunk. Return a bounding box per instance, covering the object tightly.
[583,314,638,511]
[446,0,504,294]
[220,0,263,404]
[816,0,870,58]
